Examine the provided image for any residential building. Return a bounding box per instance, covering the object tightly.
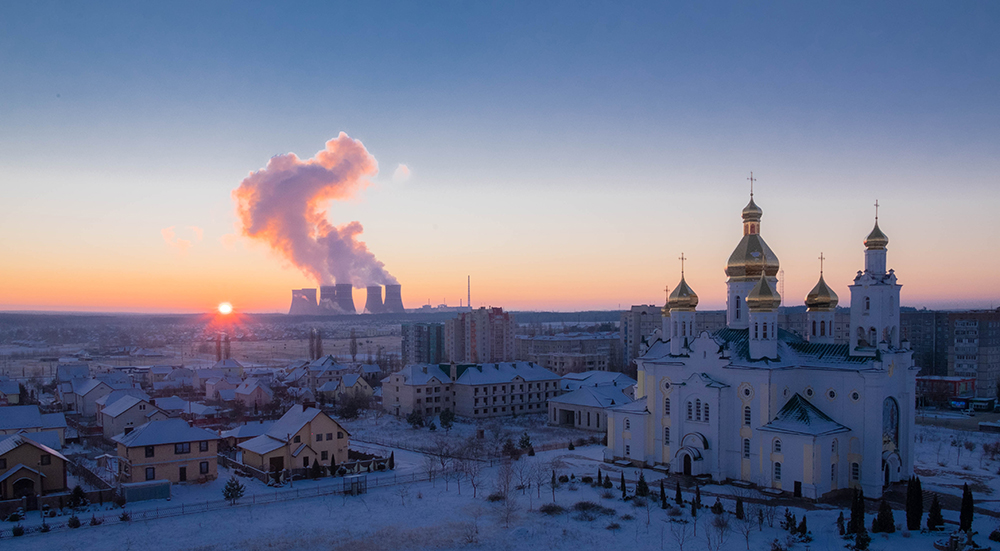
[948,310,1000,399]
[100,396,167,440]
[444,307,516,363]
[515,332,622,372]
[114,419,220,484]
[234,379,273,409]
[548,385,633,432]
[560,371,637,399]
[401,322,444,365]
[219,421,274,448]
[0,434,68,500]
[204,376,241,401]
[0,378,19,405]
[238,405,349,473]
[620,305,661,367]
[901,310,951,376]
[0,405,67,447]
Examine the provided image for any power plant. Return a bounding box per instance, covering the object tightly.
[287,284,404,315]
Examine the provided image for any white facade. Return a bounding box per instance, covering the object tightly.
[607,195,917,500]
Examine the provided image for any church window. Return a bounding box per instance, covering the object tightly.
[773,462,782,481]
[851,462,860,481]
[664,427,670,442]
[762,322,768,339]
[695,399,702,421]
[754,323,759,339]
[743,438,751,458]
[869,327,877,345]
[773,439,782,453]
[625,444,631,455]
[812,320,816,336]
[624,418,630,431]
[704,403,710,422]
[686,401,693,420]
[735,297,741,320]
[744,406,751,425]
[664,397,670,414]
[832,463,837,481]
[820,320,826,336]
[865,297,870,311]
[832,439,838,454]
[828,389,836,400]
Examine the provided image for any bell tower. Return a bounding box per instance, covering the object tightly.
[849,202,902,356]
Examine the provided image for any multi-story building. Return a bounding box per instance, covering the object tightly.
[381,361,560,419]
[948,310,1000,399]
[444,307,515,363]
[401,322,444,365]
[532,353,608,375]
[620,305,661,366]
[901,310,951,376]
[515,332,622,371]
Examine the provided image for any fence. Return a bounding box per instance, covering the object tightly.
[0,471,430,540]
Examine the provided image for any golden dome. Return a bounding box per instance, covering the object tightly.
[805,274,838,311]
[864,221,888,250]
[746,272,781,311]
[726,234,780,281]
[742,196,762,221]
[667,275,698,312]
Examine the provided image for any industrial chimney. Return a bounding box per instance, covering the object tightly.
[319,286,337,312]
[364,285,384,314]
[383,284,405,313]
[335,283,356,313]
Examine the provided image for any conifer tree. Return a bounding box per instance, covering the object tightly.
[960,483,974,532]
[223,476,245,505]
[695,485,702,509]
[735,496,744,520]
[597,467,602,486]
[636,472,649,497]
[848,488,865,535]
[837,511,845,536]
[660,479,667,509]
[853,523,871,551]
[797,514,808,536]
[927,494,944,531]
[620,472,627,499]
[604,474,612,488]
[872,500,894,533]
[906,476,923,531]
[387,452,394,470]
[675,481,683,505]
[310,458,322,479]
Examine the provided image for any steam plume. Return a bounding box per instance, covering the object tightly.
[232,133,396,287]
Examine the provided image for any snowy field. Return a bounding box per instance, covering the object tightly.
[3,443,999,551]
[913,425,1000,512]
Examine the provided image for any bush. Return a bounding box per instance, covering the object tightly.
[40,522,51,533]
[539,503,565,516]
[68,485,88,509]
[5,512,21,522]
[486,492,505,502]
[89,515,102,526]
[990,529,1000,543]
[711,498,724,515]
[12,525,24,537]
[631,497,647,508]
[568,441,575,450]
[558,475,570,483]
[67,515,81,529]
[606,522,621,531]
[600,490,615,500]
[114,495,127,508]
[667,507,684,517]
[572,501,615,516]
[620,514,634,521]
[581,476,594,484]
[119,511,131,522]
[527,446,535,456]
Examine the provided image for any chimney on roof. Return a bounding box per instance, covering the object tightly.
[450,362,457,381]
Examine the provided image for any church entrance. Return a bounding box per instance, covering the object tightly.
[683,455,692,476]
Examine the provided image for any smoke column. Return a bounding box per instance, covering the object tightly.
[232,133,397,287]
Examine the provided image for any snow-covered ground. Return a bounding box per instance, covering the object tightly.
[3,444,999,551]
[913,425,1000,512]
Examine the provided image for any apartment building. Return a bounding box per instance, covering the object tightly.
[444,307,515,363]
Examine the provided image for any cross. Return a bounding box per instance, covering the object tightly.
[664,285,670,302]
[679,253,686,275]
[874,199,880,222]
[819,252,825,275]
[747,172,756,197]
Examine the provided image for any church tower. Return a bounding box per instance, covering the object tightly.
[747,272,780,360]
[849,203,902,356]
[725,180,779,329]
[805,254,838,344]
[667,257,698,356]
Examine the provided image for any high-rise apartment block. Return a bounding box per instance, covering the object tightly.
[444,307,515,363]
[900,308,1000,399]
[401,322,444,365]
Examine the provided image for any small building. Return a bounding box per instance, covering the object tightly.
[100,396,168,440]
[916,375,976,406]
[234,379,273,410]
[560,371,637,399]
[238,405,348,473]
[0,405,67,447]
[0,378,20,405]
[548,385,633,431]
[211,358,245,378]
[0,434,68,500]
[204,376,241,401]
[219,421,274,448]
[95,388,151,418]
[113,419,220,484]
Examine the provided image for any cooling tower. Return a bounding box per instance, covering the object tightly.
[383,284,405,313]
[319,286,337,311]
[288,288,319,315]
[335,283,356,313]
[364,285,384,314]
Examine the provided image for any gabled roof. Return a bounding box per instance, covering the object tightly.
[238,434,286,455]
[212,358,244,370]
[220,421,274,440]
[71,378,110,396]
[341,374,362,388]
[611,395,650,414]
[0,405,44,430]
[266,405,343,441]
[392,364,452,386]
[101,395,153,418]
[317,380,340,392]
[455,362,559,385]
[96,389,151,408]
[359,364,381,374]
[0,464,45,484]
[235,379,273,398]
[113,419,219,447]
[560,371,636,391]
[217,389,237,402]
[0,380,19,396]
[0,433,67,462]
[759,393,850,436]
[56,364,90,381]
[549,386,633,409]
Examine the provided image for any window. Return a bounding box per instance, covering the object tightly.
[773,462,781,481]
[735,296,741,320]
[686,401,693,420]
[832,440,838,454]
[754,323,759,339]
[695,399,702,421]
[704,403,710,422]
[337,432,344,439]
[625,444,631,455]
[851,462,860,481]
[773,439,782,453]
[624,418,631,430]
[317,434,323,441]
[200,441,209,452]
[0,459,5,469]
[812,320,816,336]
[820,320,826,337]
[200,461,209,475]
[321,451,328,460]
[145,467,156,481]
[744,406,752,425]
[762,322,768,339]
[145,446,155,458]
[326,433,332,440]
[39,454,51,465]
[664,427,670,442]
[664,397,670,414]
[743,439,751,458]
[865,297,870,311]
[293,435,301,443]
[831,463,837,481]
[174,442,191,455]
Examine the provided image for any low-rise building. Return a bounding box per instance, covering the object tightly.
[100,396,167,439]
[916,376,977,406]
[234,379,273,410]
[548,385,633,431]
[114,419,220,484]
[0,405,67,447]
[0,378,19,405]
[0,434,68,500]
[204,376,241,401]
[238,405,348,473]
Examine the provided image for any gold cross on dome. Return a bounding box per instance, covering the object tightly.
[679,253,686,275]
[874,199,880,222]
[819,252,825,275]
[747,172,756,197]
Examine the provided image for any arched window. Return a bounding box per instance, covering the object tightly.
[812,320,817,336]
[851,462,860,481]
[857,326,867,347]
[773,439,782,453]
[664,397,671,414]
[762,322,768,339]
[832,439,838,454]
[664,427,670,442]
[735,297,741,320]
[624,418,630,431]
[820,320,826,337]
[743,438,751,458]
[774,462,782,481]
[865,297,870,311]
[695,399,702,421]
[754,323,759,339]
[686,401,693,420]
[704,402,710,422]
[869,327,877,345]
[744,406,752,425]
[831,463,837,481]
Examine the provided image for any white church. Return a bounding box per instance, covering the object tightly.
[606,192,916,499]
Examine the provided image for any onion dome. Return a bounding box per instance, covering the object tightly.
[746,272,781,311]
[864,221,888,250]
[805,274,838,311]
[742,196,762,222]
[726,236,780,281]
[667,275,698,312]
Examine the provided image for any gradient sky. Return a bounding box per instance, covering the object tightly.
[1,1,998,313]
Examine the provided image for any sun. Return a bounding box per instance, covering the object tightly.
[217,302,233,315]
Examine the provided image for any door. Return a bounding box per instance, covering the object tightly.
[12,478,34,498]
[794,481,802,497]
[683,455,692,476]
[179,467,187,482]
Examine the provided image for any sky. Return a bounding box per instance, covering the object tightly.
[1,1,998,314]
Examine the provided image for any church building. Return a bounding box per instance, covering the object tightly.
[606,192,916,499]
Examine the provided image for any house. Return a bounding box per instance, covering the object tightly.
[95,388,151,418]
[358,364,382,386]
[56,363,90,383]
[0,405,67,447]
[153,396,220,420]
[238,405,348,473]
[149,366,175,384]
[211,358,245,378]
[204,376,241,401]
[560,371,637,399]
[316,380,340,404]
[548,385,633,431]
[113,419,220,484]
[307,356,353,388]
[0,434,68,500]
[338,374,373,400]
[63,378,114,416]
[0,378,20,405]
[100,396,168,439]
[219,421,274,448]
[234,379,273,410]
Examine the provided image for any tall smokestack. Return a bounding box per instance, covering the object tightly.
[335,283,356,313]
[215,334,222,362]
[308,328,316,360]
[364,285,384,314]
[383,284,405,313]
[223,334,231,360]
[289,288,319,315]
[319,286,337,312]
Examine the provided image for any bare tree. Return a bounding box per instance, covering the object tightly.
[530,462,548,506]
[514,459,531,496]
[394,484,410,506]
[494,460,518,528]
[666,518,695,551]
[424,454,439,486]
[734,506,756,549]
[463,459,483,498]
[761,500,777,528]
[704,513,731,551]
[441,457,461,492]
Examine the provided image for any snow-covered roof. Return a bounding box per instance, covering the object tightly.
[560,371,636,391]
[154,395,190,412]
[41,412,66,430]
[235,379,273,398]
[0,405,66,431]
[238,434,286,455]
[113,419,219,447]
[101,395,152,418]
[217,389,236,402]
[151,366,173,375]
[308,356,351,373]
[759,393,851,436]
[455,362,559,385]
[96,389,150,408]
[18,430,61,450]
[220,421,274,440]
[213,358,245,370]
[360,364,381,374]
[0,380,19,396]
[515,331,619,342]
[56,364,90,381]
[341,374,362,388]
[70,378,109,396]
[392,364,452,386]
[611,395,650,414]
[549,386,633,409]
[0,433,67,462]
[317,380,340,392]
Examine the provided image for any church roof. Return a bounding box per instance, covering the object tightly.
[759,393,850,436]
[712,327,871,368]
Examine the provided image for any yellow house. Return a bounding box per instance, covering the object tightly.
[0,434,68,500]
[239,405,349,473]
[113,418,219,484]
